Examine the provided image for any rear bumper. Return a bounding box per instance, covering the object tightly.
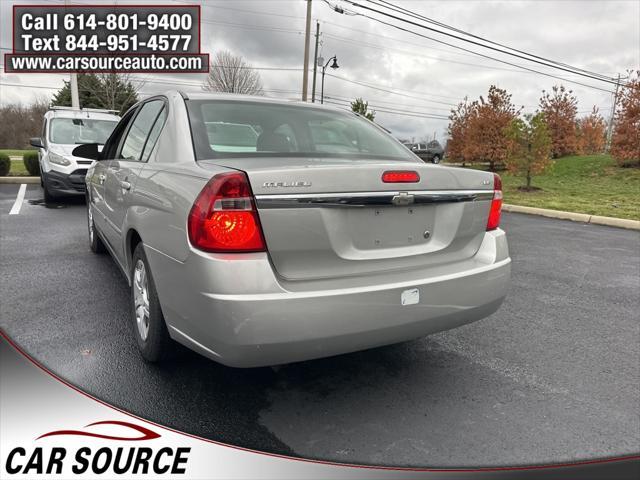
[149,230,510,368]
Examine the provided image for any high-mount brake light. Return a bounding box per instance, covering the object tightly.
[188,172,266,252]
[381,170,420,183]
[486,173,503,231]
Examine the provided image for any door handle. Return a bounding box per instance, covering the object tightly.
[98,174,106,185]
[120,180,131,191]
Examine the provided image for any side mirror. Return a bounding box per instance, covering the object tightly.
[72,143,101,161]
[30,137,44,149]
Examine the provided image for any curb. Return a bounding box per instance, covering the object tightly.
[503,204,640,231]
[0,176,40,184]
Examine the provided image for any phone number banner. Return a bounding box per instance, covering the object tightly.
[6,4,209,73]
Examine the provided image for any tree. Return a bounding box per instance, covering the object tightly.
[350,97,375,121]
[464,85,521,171]
[51,73,139,113]
[539,85,578,158]
[505,112,552,189]
[611,72,640,167]
[203,50,263,95]
[446,97,473,164]
[0,98,49,149]
[577,107,606,155]
[94,73,141,112]
[52,74,102,109]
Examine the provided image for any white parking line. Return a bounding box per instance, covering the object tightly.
[9,184,27,215]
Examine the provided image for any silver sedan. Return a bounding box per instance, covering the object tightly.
[77,91,510,367]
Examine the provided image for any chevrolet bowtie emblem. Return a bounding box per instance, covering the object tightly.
[392,192,414,206]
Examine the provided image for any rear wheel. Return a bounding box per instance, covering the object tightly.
[87,203,105,253]
[432,155,441,164]
[131,243,172,362]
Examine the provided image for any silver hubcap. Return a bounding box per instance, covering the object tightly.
[133,260,150,341]
[88,207,94,242]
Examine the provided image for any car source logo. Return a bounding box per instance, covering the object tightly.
[4,420,191,475]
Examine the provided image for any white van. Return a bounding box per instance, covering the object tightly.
[31,107,120,203]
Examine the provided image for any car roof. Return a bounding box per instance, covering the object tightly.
[177,90,349,113]
[44,109,120,121]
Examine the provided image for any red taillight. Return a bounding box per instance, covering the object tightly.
[382,170,420,183]
[188,172,266,252]
[486,173,503,231]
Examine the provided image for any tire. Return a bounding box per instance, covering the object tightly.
[43,181,56,204]
[432,155,441,164]
[131,243,172,362]
[87,202,106,253]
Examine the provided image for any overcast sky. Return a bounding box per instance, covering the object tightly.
[1,0,638,141]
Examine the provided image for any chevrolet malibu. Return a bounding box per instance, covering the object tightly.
[76,91,510,367]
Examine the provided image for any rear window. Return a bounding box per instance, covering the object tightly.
[186,100,415,161]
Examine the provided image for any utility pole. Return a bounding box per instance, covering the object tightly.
[70,75,80,109]
[605,73,621,153]
[301,0,312,101]
[311,21,320,103]
[65,0,80,108]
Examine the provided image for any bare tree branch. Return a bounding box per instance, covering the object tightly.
[203,50,264,95]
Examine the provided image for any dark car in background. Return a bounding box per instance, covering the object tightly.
[412,140,444,164]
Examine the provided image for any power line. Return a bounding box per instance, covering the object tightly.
[323,99,446,120]
[200,19,302,35]
[322,20,621,77]
[324,96,449,118]
[346,0,619,85]
[324,93,453,112]
[1,82,60,91]
[368,0,617,81]
[173,0,306,21]
[323,32,614,82]
[0,81,154,98]
[326,73,458,105]
[324,1,616,93]
[0,81,452,121]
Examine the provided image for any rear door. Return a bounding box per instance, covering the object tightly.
[103,99,166,261]
[89,110,136,238]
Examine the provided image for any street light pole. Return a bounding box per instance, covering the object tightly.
[320,55,338,105]
[301,0,312,101]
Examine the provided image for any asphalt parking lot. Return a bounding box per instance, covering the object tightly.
[1,182,638,467]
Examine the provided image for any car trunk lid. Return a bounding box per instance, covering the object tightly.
[198,158,495,281]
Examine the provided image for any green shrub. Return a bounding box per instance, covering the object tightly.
[23,151,40,176]
[0,153,10,176]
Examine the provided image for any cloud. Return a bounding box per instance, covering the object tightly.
[1,0,638,141]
